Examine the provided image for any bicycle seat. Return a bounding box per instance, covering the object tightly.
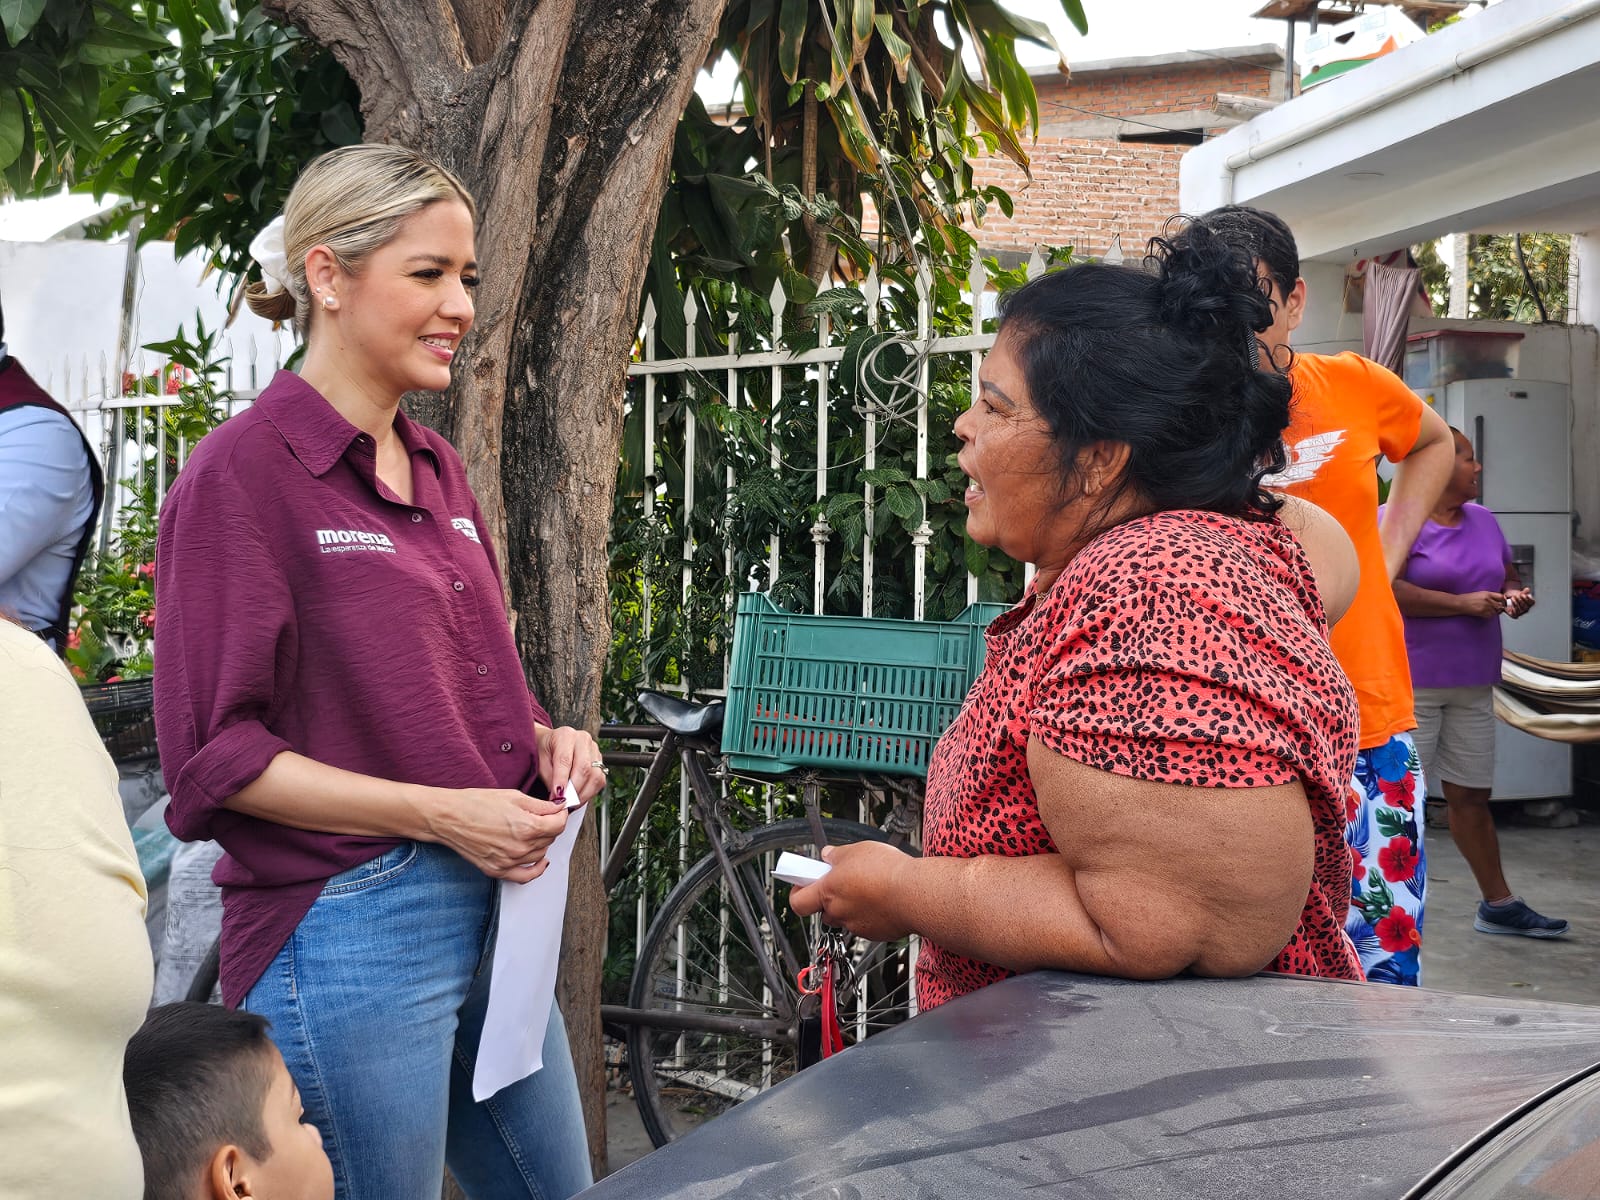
[637,690,725,737]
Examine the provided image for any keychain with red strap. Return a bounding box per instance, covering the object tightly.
[797,929,849,1061]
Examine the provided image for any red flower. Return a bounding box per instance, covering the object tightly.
[1349,842,1366,882]
[1378,837,1418,882]
[1376,771,1416,811]
[1344,786,1361,824]
[1375,908,1421,953]
[67,628,81,650]
[136,562,155,580]
[141,610,156,630]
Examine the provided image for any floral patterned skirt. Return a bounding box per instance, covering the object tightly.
[1344,732,1427,985]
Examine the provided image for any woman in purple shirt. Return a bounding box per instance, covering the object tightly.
[1390,428,1567,939]
[154,145,600,1199]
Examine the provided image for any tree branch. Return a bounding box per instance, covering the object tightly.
[432,0,580,565]
[450,0,505,65]
[261,0,471,139]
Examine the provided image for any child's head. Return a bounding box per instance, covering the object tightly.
[124,1002,334,1200]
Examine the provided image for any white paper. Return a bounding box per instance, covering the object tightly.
[773,850,831,887]
[472,799,587,1102]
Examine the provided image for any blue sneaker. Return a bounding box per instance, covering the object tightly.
[1474,898,1569,939]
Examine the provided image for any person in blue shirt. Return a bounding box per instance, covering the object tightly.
[0,295,102,652]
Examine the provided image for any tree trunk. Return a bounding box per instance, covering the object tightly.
[262,0,728,1178]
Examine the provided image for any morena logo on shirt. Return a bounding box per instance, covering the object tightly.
[452,517,481,544]
[315,528,397,555]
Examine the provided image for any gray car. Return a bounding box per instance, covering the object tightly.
[582,971,1600,1198]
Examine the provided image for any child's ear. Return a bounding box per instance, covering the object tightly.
[208,1145,255,1200]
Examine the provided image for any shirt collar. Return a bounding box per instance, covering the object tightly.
[257,370,441,479]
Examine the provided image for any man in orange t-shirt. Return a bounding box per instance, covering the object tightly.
[1190,207,1454,985]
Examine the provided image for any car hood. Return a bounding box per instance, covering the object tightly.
[583,971,1600,1199]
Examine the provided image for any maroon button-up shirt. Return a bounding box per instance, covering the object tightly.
[154,371,552,1006]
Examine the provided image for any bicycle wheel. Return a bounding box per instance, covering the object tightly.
[626,818,917,1147]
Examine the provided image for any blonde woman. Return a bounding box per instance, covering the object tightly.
[154,145,598,1199]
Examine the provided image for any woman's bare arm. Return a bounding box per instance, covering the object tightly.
[794,741,1313,980]
[1276,493,1360,626]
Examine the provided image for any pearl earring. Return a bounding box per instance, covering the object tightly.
[322,296,335,309]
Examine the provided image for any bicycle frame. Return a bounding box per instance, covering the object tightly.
[597,723,810,1035]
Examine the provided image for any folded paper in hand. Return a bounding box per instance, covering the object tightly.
[472,784,585,1102]
[773,850,831,887]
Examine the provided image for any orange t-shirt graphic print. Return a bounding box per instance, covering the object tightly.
[1268,351,1424,748]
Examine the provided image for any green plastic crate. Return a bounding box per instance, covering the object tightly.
[721,592,1011,777]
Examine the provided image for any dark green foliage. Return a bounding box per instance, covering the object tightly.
[86,1,361,278]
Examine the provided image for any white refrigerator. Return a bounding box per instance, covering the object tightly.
[1422,379,1573,801]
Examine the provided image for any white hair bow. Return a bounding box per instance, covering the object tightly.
[249,215,289,296]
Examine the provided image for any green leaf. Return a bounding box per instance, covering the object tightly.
[168,0,203,45]
[776,0,807,84]
[872,14,912,82]
[0,89,23,169]
[1375,809,1411,840]
[963,536,989,577]
[851,0,874,64]
[969,1,1056,49]
[1056,0,1089,36]
[861,466,909,486]
[0,0,48,46]
[319,102,361,146]
[806,285,864,319]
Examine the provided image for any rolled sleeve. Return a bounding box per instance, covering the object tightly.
[154,462,298,841]
[1367,358,1426,464]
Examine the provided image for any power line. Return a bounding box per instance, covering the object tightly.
[1036,97,1220,140]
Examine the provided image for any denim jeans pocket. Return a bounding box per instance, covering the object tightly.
[320,842,420,896]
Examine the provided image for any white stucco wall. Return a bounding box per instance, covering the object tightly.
[0,238,285,401]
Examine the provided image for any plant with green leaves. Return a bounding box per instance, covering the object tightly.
[0,0,166,193]
[1414,233,1571,323]
[86,0,360,275]
[652,0,1086,339]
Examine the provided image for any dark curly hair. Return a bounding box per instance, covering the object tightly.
[993,220,1291,532]
[1187,204,1301,303]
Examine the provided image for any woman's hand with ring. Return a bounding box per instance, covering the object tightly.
[534,723,608,803]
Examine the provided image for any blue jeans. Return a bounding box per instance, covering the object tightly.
[243,842,593,1200]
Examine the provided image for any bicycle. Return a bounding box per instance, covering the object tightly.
[596,688,923,1148]
[183,687,924,1148]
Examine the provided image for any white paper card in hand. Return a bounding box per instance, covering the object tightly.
[562,781,583,809]
[773,851,831,887]
[472,801,586,1102]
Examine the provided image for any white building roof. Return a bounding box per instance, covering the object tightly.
[1179,0,1600,261]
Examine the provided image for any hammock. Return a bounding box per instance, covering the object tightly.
[1494,651,1600,742]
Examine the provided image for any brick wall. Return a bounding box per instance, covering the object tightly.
[970,55,1283,261]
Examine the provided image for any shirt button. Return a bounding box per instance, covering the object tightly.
[411,512,423,523]
[477,664,489,676]
[452,580,464,592]
[499,741,513,753]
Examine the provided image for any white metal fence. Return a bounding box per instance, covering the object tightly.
[617,248,1042,698]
